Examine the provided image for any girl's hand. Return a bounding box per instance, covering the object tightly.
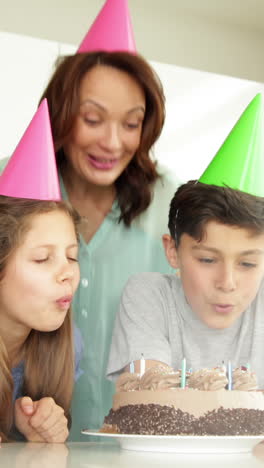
[14,396,69,443]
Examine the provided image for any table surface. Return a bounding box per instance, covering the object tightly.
[1,439,264,467]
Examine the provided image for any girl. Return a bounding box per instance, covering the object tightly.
[0,196,81,442]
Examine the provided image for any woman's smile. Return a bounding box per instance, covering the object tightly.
[86,153,119,171]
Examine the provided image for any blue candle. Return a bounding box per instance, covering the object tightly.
[181,358,186,388]
[129,361,135,373]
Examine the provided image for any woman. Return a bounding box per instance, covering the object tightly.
[0,197,81,442]
[39,51,180,439]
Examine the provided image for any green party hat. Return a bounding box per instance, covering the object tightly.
[199,93,264,196]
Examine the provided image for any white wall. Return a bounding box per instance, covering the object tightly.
[1,31,264,183]
[0,32,60,159]
[153,62,264,181]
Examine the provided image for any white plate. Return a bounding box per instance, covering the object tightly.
[81,430,264,453]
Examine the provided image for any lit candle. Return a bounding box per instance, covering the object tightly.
[129,361,135,373]
[140,353,145,376]
[227,360,232,390]
[181,358,186,388]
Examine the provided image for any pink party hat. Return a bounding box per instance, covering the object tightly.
[77,0,136,53]
[0,99,61,200]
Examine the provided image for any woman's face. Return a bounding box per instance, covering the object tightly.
[0,210,80,335]
[64,65,146,188]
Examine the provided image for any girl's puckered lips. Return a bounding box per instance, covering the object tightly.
[56,295,73,310]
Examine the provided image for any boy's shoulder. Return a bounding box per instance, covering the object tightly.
[124,271,177,293]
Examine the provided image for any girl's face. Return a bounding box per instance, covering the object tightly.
[64,65,146,188]
[0,210,80,334]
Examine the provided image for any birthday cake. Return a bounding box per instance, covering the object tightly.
[100,365,264,435]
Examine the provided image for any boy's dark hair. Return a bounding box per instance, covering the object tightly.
[169,181,264,246]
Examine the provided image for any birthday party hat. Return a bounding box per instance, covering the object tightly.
[199,93,264,196]
[0,99,61,200]
[77,0,136,53]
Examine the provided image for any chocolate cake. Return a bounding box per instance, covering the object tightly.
[101,365,264,436]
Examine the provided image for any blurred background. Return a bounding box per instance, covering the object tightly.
[1,0,264,180]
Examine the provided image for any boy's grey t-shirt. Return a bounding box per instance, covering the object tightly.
[107,272,264,388]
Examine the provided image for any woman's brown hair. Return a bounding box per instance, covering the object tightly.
[0,197,80,441]
[40,51,166,225]
[169,181,264,247]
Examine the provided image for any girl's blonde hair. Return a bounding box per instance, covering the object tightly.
[0,196,80,441]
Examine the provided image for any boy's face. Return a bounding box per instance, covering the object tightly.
[163,221,264,329]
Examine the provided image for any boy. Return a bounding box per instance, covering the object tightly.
[106,93,264,387]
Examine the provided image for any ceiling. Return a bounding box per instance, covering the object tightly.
[173,0,264,33]
[1,0,264,45]
[1,1,264,81]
